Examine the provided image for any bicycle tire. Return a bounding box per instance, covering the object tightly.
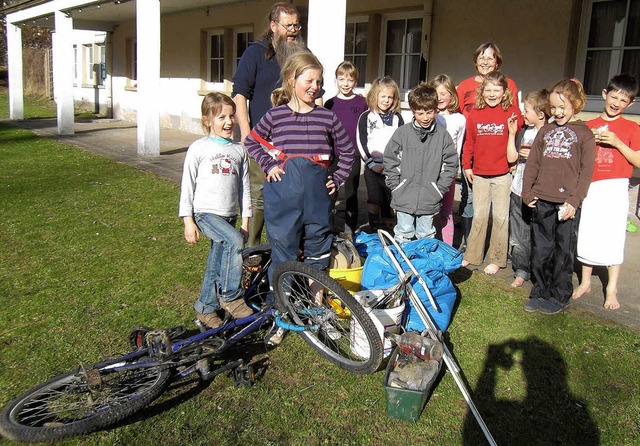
[0,355,170,443]
[242,244,272,310]
[273,261,383,374]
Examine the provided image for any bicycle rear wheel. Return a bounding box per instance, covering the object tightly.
[0,355,170,443]
[273,261,383,374]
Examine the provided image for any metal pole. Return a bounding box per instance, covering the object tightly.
[377,230,497,446]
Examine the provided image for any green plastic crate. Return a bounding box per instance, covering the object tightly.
[383,345,441,422]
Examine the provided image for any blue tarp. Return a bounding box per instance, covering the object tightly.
[355,233,462,332]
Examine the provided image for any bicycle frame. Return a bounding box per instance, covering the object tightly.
[100,306,321,381]
[95,246,327,381]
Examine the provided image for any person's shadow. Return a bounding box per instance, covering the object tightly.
[462,336,599,445]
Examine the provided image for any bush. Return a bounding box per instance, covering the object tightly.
[22,47,51,98]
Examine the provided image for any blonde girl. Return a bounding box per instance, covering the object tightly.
[356,76,405,232]
[522,78,596,314]
[461,71,523,274]
[244,51,355,282]
[178,92,253,329]
[430,74,466,246]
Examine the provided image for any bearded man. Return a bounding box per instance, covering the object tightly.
[232,2,307,246]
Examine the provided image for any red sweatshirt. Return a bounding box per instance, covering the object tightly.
[457,76,519,117]
[462,104,524,176]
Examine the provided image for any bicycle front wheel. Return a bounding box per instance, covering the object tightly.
[0,355,170,443]
[273,261,383,374]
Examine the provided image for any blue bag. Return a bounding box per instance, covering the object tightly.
[357,235,462,332]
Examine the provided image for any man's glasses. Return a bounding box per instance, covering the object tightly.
[274,21,302,32]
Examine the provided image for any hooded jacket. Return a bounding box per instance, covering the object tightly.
[383,120,458,215]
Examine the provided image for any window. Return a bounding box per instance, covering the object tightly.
[203,27,253,91]
[83,44,94,85]
[126,38,137,86]
[73,45,79,85]
[207,30,225,84]
[381,13,423,91]
[577,0,640,111]
[235,28,253,71]
[97,43,106,86]
[345,18,368,87]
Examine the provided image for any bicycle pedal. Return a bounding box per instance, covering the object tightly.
[231,364,255,387]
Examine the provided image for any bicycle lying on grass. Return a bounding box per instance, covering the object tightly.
[0,245,383,443]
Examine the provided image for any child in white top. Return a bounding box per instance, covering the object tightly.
[430,74,466,246]
[356,76,405,232]
[179,92,253,328]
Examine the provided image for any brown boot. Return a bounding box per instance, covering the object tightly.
[220,298,253,318]
[196,312,223,328]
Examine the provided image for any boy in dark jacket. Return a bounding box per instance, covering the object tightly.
[383,84,459,243]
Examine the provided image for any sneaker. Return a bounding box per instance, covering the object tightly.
[266,326,286,346]
[538,298,566,315]
[627,219,638,233]
[523,298,543,313]
[220,298,254,318]
[196,312,223,329]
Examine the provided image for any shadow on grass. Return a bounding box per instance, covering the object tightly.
[462,336,600,445]
[450,267,473,286]
[0,129,40,143]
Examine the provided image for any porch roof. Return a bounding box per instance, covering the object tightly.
[5,0,250,30]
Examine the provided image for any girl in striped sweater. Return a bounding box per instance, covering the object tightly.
[244,51,355,282]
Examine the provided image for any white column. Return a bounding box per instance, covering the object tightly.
[307,0,346,101]
[136,0,161,157]
[53,10,75,135]
[6,20,24,120]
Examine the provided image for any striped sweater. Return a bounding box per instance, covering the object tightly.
[244,104,355,187]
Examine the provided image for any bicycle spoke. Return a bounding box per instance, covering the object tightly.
[278,267,377,367]
[14,367,165,427]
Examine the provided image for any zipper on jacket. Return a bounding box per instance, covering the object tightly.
[392,178,407,193]
[431,181,443,198]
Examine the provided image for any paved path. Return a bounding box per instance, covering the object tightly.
[6,118,639,332]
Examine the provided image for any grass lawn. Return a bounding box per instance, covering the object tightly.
[0,87,57,121]
[0,77,95,121]
[0,120,638,445]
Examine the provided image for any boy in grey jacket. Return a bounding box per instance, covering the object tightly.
[383,83,459,243]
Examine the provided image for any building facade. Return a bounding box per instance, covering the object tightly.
[5,0,640,155]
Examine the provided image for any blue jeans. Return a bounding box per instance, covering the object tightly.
[194,213,243,314]
[394,211,436,243]
[459,162,474,218]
